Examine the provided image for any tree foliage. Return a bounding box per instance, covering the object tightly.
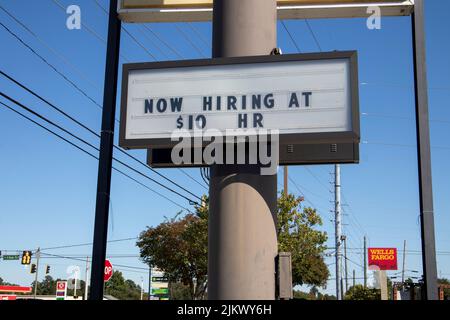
[104,271,143,300]
[277,192,329,287]
[344,285,381,300]
[137,197,208,300]
[137,192,330,300]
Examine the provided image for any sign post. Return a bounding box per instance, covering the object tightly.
[89,0,122,300]
[56,281,67,301]
[411,0,438,300]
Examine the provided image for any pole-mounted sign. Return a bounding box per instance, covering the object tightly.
[119,51,360,166]
[104,259,113,282]
[368,248,398,270]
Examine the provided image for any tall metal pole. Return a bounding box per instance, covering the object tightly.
[411,0,438,300]
[364,236,367,288]
[148,266,152,300]
[334,164,342,300]
[353,269,355,287]
[89,0,121,300]
[344,236,348,293]
[85,256,89,300]
[33,248,40,299]
[401,240,407,284]
[208,0,278,300]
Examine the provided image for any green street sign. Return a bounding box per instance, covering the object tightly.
[151,288,169,295]
[3,255,20,261]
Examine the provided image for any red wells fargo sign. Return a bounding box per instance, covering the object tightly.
[368,248,398,270]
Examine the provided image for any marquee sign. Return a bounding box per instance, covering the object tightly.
[119,51,360,153]
[368,248,398,270]
[118,0,414,22]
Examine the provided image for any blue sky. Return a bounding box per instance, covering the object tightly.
[0,0,449,296]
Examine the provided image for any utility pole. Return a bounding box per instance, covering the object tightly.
[208,0,278,299]
[343,235,348,292]
[401,240,407,284]
[334,164,342,300]
[33,248,40,299]
[89,0,121,300]
[284,166,288,195]
[141,277,144,300]
[85,256,89,300]
[148,267,152,300]
[353,269,355,287]
[364,236,367,288]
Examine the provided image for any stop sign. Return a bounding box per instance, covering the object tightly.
[104,259,113,282]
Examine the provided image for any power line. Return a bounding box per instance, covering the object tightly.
[304,19,322,52]
[0,21,102,110]
[49,0,130,62]
[40,252,148,272]
[0,97,198,209]
[0,70,203,203]
[93,0,157,60]
[362,140,450,151]
[174,24,207,57]
[362,111,450,124]
[280,20,302,53]
[288,175,329,214]
[40,237,138,251]
[186,22,210,50]
[0,16,206,196]
[142,24,184,59]
[0,4,100,91]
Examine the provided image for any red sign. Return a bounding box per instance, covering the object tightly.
[368,248,398,270]
[0,295,17,300]
[0,286,32,293]
[56,282,66,291]
[104,259,113,282]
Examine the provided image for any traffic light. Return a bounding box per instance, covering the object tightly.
[30,264,37,274]
[46,265,50,274]
[21,251,32,265]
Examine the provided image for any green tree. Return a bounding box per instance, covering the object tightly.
[137,193,329,299]
[277,192,329,287]
[32,275,56,295]
[438,278,450,299]
[137,198,208,300]
[104,271,143,300]
[344,285,381,300]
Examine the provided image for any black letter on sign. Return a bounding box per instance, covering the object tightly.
[170,97,183,112]
[196,115,206,129]
[288,93,299,108]
[253,113,263,128]
[252,95,261,109]
[238,114,248,128]
[264,93,274,108]
[144,99,153,113]
[302,92,312,107]
[203,96,212,111]
[227,96,237,110]
[157,99,167,113]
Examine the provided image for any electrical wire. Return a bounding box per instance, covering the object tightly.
[0,21,102,110]
[0,98,197,210]
[305,19,322,52]
[0,70,203,203]
[280,20,302,53]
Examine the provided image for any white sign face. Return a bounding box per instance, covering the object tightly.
[120,52,359,149]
